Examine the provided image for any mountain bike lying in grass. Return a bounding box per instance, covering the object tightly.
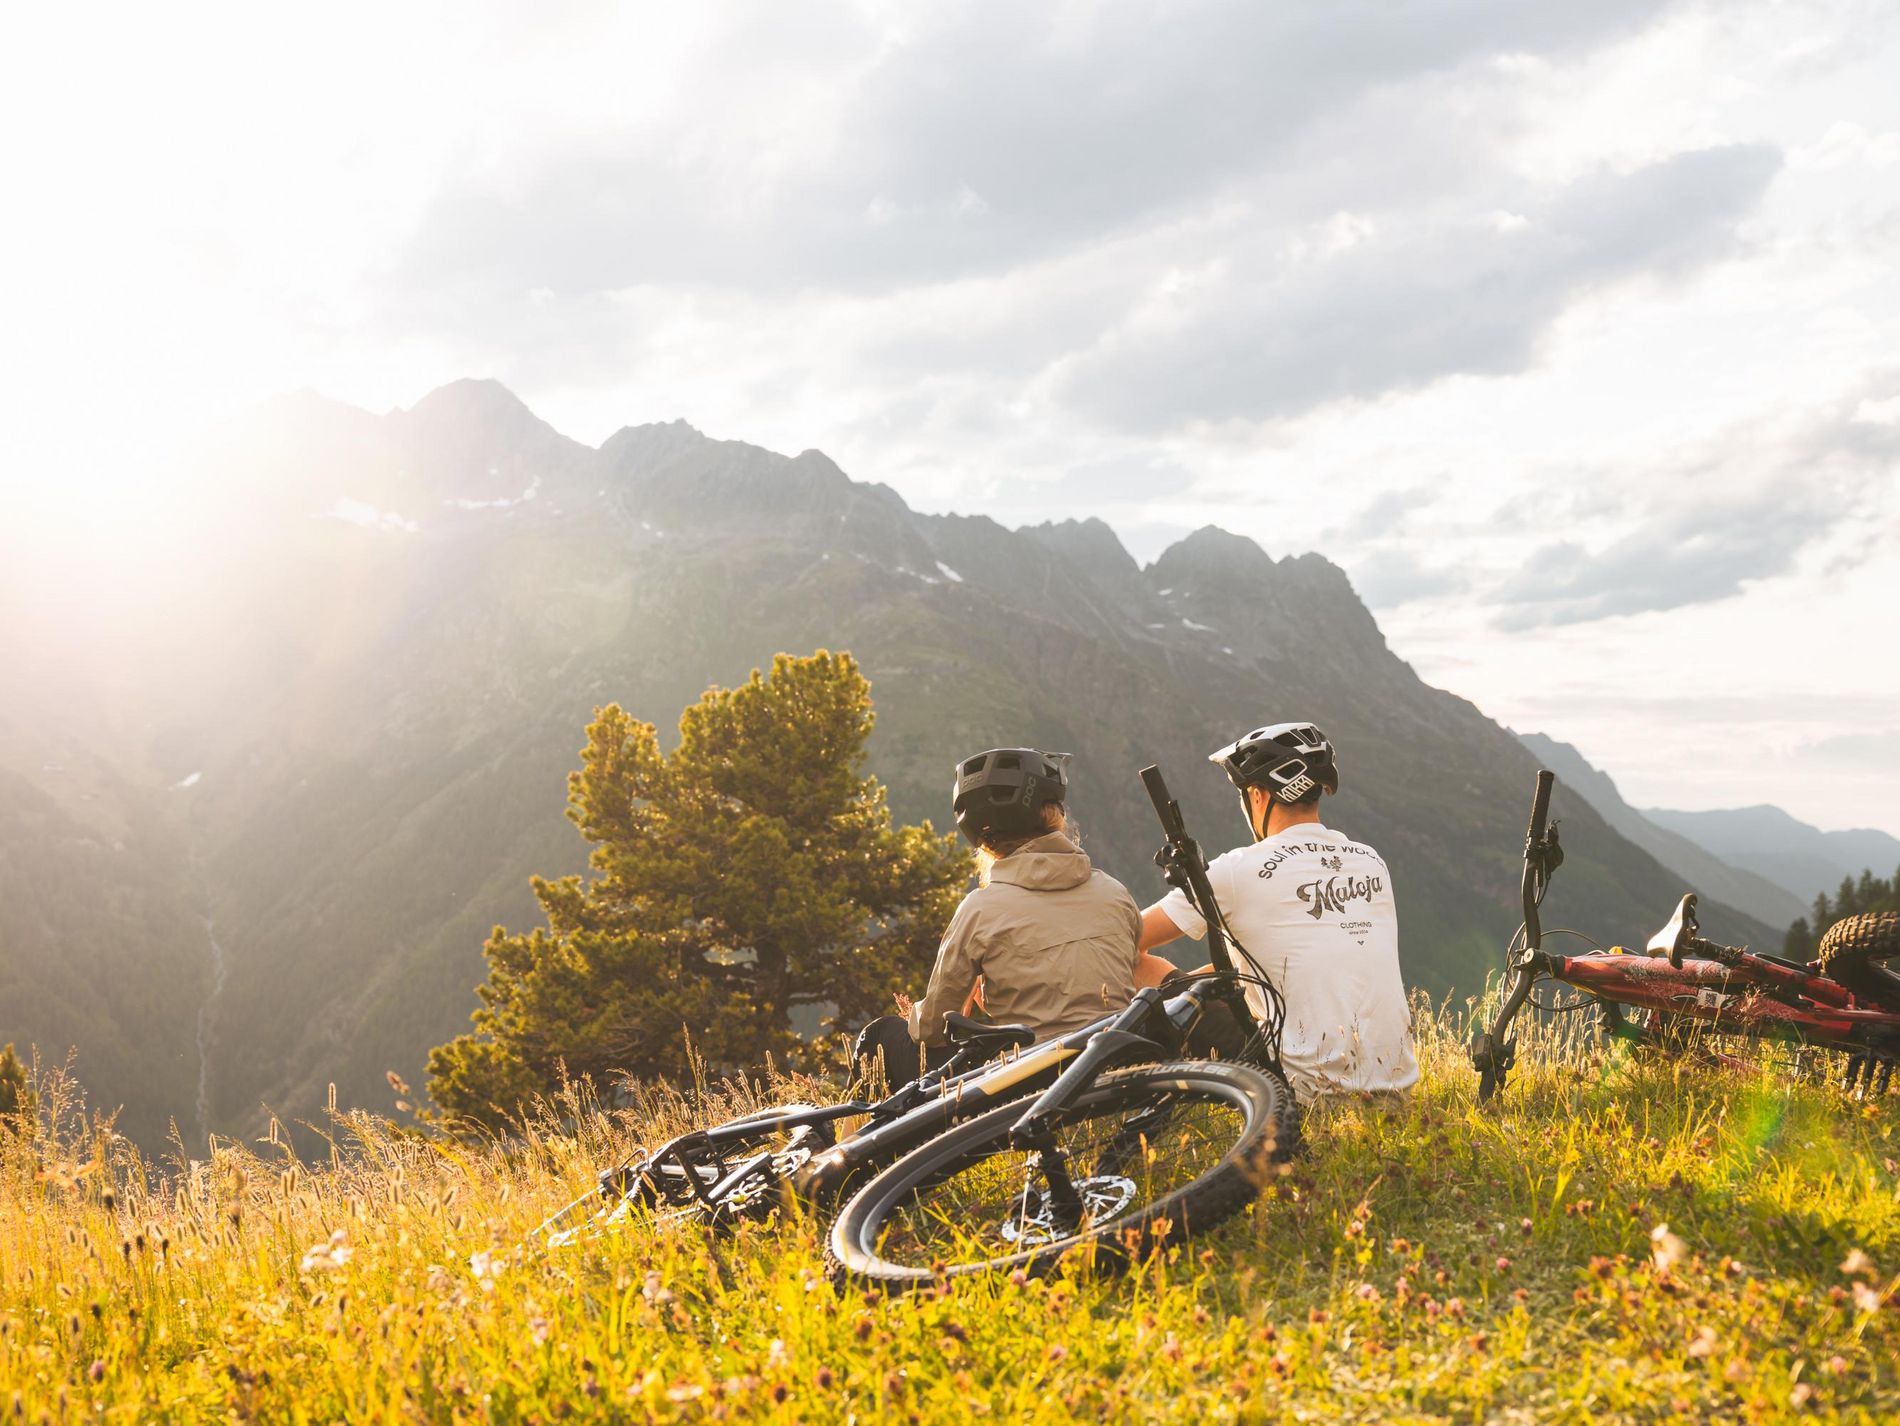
[538,765,1301,1283]
[1469,771,1900,1102]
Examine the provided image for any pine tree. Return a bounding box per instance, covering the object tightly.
[1782,916,1813,961]
[0,1043,28,1124]
[1837,875,1861,920]
[427,651,971,1128]
[1812,891,1832,936]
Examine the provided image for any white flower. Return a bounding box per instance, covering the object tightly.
[1650,1223,1686,1273]
[299,1228,352,1273]
[1840,1248,1875,1277]
[469,1248,504,1286]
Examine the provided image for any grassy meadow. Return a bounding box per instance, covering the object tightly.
[2,1003,1896,1424]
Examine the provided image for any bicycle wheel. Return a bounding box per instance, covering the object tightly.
[828,1061,1296,1288]
[1819,914,1900,1009]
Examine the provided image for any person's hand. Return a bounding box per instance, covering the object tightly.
[894,991,914,1016]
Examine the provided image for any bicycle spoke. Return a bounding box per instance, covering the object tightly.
[868,1088,1247,1270]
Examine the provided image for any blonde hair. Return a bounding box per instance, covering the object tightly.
[975,803,1071,886]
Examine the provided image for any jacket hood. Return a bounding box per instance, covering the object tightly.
[987,832,1094,892]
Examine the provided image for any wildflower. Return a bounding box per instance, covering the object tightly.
[1850,1281,1882,1315]
[1823,1356,1848,1375]
[1445,1298,1466,1320]
[529,1315,551,1346]
[767,1339,790,1371]
[1840,1248,1874,1277]
[641,1271,674,1306]
[299,1230,352,1274]
[1355,1283,1381,1303]
[87,1361,104,1384]
[1791,1382,1815,1409]
[1511,1288,1529,1303]
[1649,1224,1685,1273]
[1046,1344,1068,1362]
[815,1367,834,1390]
[468,1249,503,1286]
[1494,1256,1512,1274]
[386,1070,411,1097]
[1686,1326,1718,1358]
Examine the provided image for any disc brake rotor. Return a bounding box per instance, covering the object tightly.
[998,1175,1138,1246]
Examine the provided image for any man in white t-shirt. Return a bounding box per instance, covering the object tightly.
[1135,722,1419,1103]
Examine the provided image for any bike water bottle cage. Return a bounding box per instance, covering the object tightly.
[951,747,1072,845]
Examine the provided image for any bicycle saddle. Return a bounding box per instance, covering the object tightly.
[1646,893,1699,968]
[941,1012,1035,1054]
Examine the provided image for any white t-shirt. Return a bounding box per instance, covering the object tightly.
[1159,822,1419,1102]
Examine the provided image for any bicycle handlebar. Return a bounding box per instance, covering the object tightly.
[1520,770,1560,956]
[1528,769,1555,846]
[1139,764,1237,980]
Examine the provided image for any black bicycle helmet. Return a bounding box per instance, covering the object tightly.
[1208,723,1338,834]
[951,748,1071,846]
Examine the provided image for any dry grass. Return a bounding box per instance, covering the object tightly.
[2,1000,1896,1423]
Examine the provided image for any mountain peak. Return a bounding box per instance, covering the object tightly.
[404,378,536,423]
[1023,518,1141,580]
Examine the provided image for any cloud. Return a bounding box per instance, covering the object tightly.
[1348,549,1469,608]
[1051,144,1781,430]
[381,1,1676,306]
[1800,729,1900,771]
[1488,381,1900,628]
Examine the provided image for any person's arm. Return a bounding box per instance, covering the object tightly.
[1139,903,1189,952]
[1134,879,1225,986]
[910,903,982,1047]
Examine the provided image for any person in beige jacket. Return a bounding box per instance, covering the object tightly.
[854,748,1141,1084]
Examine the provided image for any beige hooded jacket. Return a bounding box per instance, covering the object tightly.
[908,831,1141,1047]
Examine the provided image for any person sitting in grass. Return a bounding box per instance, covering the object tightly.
[853,748,1140,1084]
[1135,722,1418,1102]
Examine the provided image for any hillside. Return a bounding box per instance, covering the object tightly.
[0,381,1779,1148]
[1517,733,1806,930]
[1645,805,1900,905]
[3,1009,1895,1422]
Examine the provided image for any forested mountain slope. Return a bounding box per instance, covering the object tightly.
[0,381,1776,1148]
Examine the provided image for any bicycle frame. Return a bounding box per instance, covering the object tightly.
[586,763,1279,1227]
[1472,772,1900,1101]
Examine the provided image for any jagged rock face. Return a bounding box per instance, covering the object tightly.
[1,381,1776,1149]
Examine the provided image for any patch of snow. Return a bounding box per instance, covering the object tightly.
[448,475,542,511]
[1222,646,1234,655]
[330,498,419,534]
[1182,618,1216,632]
[1145,622,1167,630]
[935,561,964,583]
[172,771,202,790]
[1157,588,1173,596]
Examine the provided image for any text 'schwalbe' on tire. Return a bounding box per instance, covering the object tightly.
[827,1061,1297,1289]
[1819,912,1900,982]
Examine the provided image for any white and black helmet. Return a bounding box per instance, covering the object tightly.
[951,747,1071,846]
[1209,723,1338,825]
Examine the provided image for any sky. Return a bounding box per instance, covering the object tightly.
[2,0,1897,835]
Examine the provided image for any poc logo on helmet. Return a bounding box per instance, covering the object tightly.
[1269,760,1316,802]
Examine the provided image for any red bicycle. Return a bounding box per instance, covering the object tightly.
[1470,771,1900,1101]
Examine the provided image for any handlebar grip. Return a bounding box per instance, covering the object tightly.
[1139,764,1180,831]
[1527,770,1555,843]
